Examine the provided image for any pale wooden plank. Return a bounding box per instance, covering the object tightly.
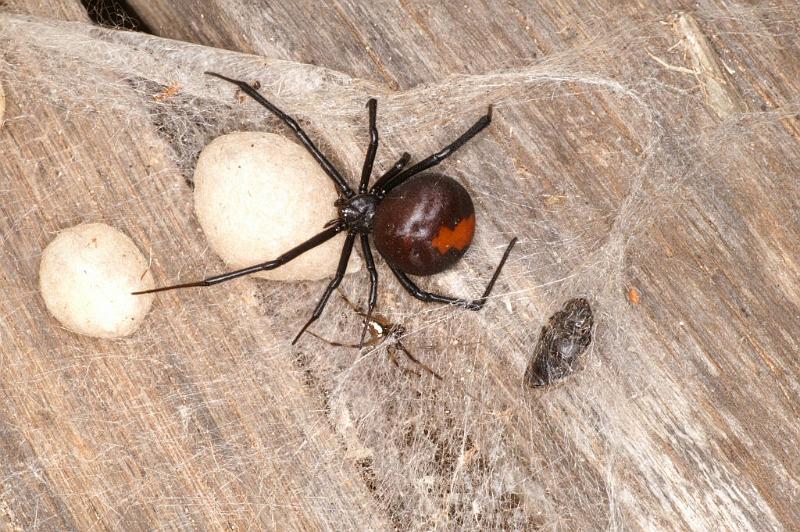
[2,0,799,530]
[0,6,387,531]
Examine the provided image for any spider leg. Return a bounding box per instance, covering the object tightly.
[307,331,361,349]
[358,234,379,348]
[132,224,343,295]
[396,341,443,381]
[375,105,493,195]
[292,233,356,344]
[205,71,354,197]
[387,345,403,368]
[387,344,422,378]
[358,99,378,193]
[386,237,517,310]
[336,288,365,314]
[336,288,394,343]
[370,152,411,195]
[334,289,391,329]
[308,328,384,349]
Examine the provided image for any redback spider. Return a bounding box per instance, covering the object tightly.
[135,71,518,345]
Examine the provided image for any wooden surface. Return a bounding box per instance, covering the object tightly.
[1,0,799,530]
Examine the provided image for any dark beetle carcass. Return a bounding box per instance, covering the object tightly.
[524,298,593,387]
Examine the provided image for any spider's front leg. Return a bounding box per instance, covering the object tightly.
[206,71,354,197]
[371,105,493,196]
[394,342,443,381]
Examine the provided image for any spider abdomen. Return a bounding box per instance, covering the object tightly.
[373,174,475,276]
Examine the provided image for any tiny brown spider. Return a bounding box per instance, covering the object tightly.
[309,290,443,381]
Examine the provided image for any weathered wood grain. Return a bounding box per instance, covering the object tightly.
[0,3,386,531]
[1,0,799,530]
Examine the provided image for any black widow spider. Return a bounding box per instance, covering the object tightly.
[135,71,517,345]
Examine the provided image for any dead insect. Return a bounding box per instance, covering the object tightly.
[309,291,443,381]
[524,298,593,387]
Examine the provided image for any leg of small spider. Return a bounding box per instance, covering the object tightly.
[372,106,493,196]
[358,234,379,347]
[396,341,443,381]
[205,71,354,197]
[387,237,517,310]
[387,344,422,378]
[307,331,382,349]
[336,288,394,340]
[359,99,378,194]
[292,233,356,344]
[334,288,392,327]
[132,224,344,294]
[335,288,367,315]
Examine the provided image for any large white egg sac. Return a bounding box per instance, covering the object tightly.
[193,132,358,281]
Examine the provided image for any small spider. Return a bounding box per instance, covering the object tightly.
[135,71,517,345]
[309,290,443,380]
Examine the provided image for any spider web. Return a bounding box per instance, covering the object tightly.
[0,5,798,530]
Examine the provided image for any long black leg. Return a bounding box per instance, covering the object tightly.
[370,152,411,195]
[133,224,344,295]
[359,99,378,193]
[376,106,493,196]
[387,237,517,310]
[205,71,354,197]
[292,233,356,344]
[358,234,378,347]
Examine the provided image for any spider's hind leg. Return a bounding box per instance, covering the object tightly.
[387,237,517,311]
[358,234,379,348]
[292,233,356,345]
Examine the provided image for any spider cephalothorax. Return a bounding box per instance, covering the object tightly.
[135,71,517,345]
[336,193,379,234]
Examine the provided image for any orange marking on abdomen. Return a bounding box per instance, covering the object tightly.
[431,214,475,254]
